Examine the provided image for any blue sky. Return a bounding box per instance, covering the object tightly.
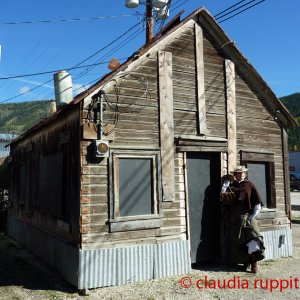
[0,0,299,104]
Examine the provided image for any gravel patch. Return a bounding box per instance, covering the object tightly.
[0,224,300,300]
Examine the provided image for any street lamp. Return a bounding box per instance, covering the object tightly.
[125,0,170,43]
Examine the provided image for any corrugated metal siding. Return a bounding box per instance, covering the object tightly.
[6,215,26,244]
[261,228,293,260]
[154,240,190,278]
[78,240,190,289]
[6,216,79,287]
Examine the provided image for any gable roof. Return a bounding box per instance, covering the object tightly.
[72,7,296,127]
[10,7,297,146]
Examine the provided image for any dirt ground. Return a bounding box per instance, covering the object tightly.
[0,220,300,300]
[0,232,78,300]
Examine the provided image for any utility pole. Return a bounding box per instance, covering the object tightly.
[145,0,153,43]
[125,0,169,44]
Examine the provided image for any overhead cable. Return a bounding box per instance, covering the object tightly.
[0,0,267,104]
[216,0,266,23]
[0,58,128,81]
[0,14,137,26]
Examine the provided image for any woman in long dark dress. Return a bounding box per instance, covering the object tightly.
[221,165,265,273]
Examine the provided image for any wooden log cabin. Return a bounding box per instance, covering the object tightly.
[7,7,297,290]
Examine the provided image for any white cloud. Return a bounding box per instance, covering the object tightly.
[73,83,89,96]
[19,86,30,94]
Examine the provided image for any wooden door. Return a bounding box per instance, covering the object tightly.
[187,152,221,264]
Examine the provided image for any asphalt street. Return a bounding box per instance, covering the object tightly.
[291,191,300,206]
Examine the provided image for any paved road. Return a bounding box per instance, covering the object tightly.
[291,191,300,206]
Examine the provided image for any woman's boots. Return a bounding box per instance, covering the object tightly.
[250,255,258,273]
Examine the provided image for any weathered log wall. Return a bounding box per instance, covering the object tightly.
[80,18,289,249]
[9,107,80,243]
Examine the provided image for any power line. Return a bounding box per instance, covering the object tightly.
[215,0,266,22]
[72,21,142,69]
[0,79,53,104]
[0,59,128,81]
[214,0,248,18]
[0,20,143,104]
[0,0,267,105]
[0,14,137,26]
[73,26,144,81]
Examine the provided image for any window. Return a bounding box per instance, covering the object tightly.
[109,151,162,232]
[39,153,63,216]
[241,151,275,208]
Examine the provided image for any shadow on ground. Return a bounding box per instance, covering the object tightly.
[0,231,76,294]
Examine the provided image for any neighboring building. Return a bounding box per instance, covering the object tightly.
[0,133,17,157]
[6,7,297,291]
[289,151,300,172]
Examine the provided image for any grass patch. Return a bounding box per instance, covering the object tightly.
[259,259,277,266]
[291,216,300,223]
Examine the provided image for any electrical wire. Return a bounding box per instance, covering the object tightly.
[0,14,137,26]
[0,58,128,81]
[0,79,53,104]
[71,21,141,69]
[217,0,266,23]
[214,0,248,18]
[72,25,144,82]
[0,0,267,105]
[0,20,143,104]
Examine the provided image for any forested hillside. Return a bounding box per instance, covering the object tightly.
[0,100,49,135]
[280,93,300,150]
[0,94,300,149]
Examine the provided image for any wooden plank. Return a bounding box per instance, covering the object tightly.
[81,204,107,214]
[225,59,237,171]
[110,218,163,232]
[195,23,207,135]
[282,129,291,219]
[81,184,107,195]
[82,174,107,185]
[163,46,195,60]
[240,151,274,162]
[159,51,175,202]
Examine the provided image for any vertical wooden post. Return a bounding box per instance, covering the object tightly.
[282,128,291,220]
[225,59,237,172]
[158,51,175,202]
[146,0,153,43]
[195,24,207,135]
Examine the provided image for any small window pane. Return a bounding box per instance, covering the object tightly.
[247,163,267,207]
[39,153,63,215]
[119,158,152,216]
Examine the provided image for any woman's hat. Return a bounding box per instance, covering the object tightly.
[230,165,248,173]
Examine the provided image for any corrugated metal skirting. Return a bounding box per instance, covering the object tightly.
[78,240,190,289]
[261,228,293,260]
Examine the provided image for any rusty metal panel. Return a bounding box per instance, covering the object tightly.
[261,228,293,260]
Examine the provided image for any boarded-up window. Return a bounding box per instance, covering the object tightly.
[39,153,63,216]
[119,158,153,216]
[19,164,27,204]
[247,163,268,207]
[241,151,275,209]
[109,151,162,232]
